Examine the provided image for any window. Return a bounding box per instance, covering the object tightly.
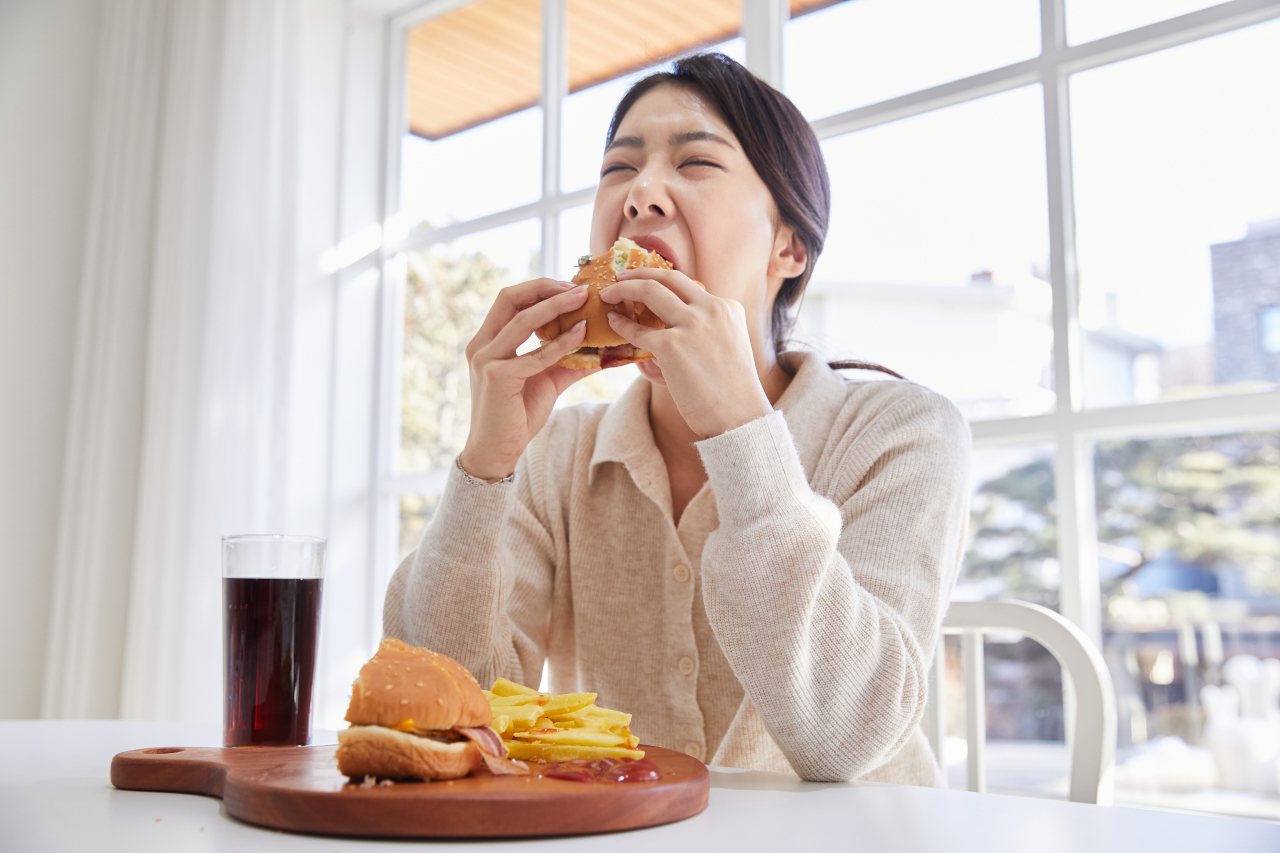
[376,0,1280,818]
[1067,0,1227,45]
[963,444,1060,610]
[381,0,750,618]
[1096,429,1280,820]
[1071,19,1280,407]
[797,84,1052,421]
[1262,305,1280,355]
[396,220,542,558]
[784,0,1040,120]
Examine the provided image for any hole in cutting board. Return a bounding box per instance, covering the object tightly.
[143,748,185,754]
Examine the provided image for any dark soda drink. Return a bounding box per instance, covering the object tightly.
[222,577,323,746]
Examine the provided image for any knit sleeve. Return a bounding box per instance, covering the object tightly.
[382,450,556,692]
[695,388,970,782]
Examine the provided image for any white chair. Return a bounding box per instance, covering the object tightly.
[924,599,1116,805]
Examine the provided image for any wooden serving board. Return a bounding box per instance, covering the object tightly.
[110,743,709,838]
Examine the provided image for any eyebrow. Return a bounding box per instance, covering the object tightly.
[605,135,644,152]
[670,130,734,149]
[604,130,736,153]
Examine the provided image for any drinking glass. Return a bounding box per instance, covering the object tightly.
[222,534,325,747]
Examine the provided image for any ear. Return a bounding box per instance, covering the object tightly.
[767,225,807,281]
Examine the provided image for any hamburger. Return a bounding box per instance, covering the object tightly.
[536,237,683,369]
[335,638,527,781]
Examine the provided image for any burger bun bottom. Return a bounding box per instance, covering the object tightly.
[336,726,483,781]
[555,347,655,370]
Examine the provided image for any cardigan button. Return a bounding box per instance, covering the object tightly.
[678,656,695,676]
[673,564,691,583]
[685,742,704,760]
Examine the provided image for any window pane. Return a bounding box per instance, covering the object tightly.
[1072,21,1280,408]
[561,39,744,194]
[946,442,1065,790]
[562,74,647,195]
[558,202,593,282]
[940,634,1067,793]
[797,85,1052,420]
[1067,0,1222,46]
[400,492,439,562]
[1097,430,1280,820]
[963,444,1060,610]
[784,0,1040,121]
[399,219,541,476]
[400,0,542,228]
[400,108,543,229]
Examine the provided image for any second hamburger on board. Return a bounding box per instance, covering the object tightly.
[536,237,701,370]
[335,638,528,781]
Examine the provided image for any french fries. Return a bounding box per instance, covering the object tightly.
[505,742,645,764]
[485,678,644,762]
[490,677,537,697]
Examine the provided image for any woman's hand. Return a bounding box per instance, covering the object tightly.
[458,279,594,481]
[602,268,774,438]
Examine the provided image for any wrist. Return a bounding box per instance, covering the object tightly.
[705,396,774,438]
[457,448,515,484]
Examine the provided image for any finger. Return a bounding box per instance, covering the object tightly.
[614,266,707,301]
[507,320,587,379]
[549,364,600,395]
[599,279,689,325]
[474,278,577,346]
[486,285,589,356]
[606,311,660,350]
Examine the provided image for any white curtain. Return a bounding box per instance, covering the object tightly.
[43,0,339,721]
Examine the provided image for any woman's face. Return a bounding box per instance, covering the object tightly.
[590,85,802,360]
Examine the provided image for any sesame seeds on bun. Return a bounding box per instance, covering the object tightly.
[343,638,490,731]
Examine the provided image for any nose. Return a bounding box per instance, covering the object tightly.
[624,167,673,223]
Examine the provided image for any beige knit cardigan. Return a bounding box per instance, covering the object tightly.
[384,351,971,784]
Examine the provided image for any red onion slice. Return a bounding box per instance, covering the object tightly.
[481,751,531,776]
[454,725,504,757]
[454,725,529,775]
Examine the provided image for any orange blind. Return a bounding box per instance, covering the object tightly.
[406,0,839,140]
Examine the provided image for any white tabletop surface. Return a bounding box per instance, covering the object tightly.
[3,720,1279,852]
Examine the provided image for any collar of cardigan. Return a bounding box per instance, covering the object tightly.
[587,350,843,488]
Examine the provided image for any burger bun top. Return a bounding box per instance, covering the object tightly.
[343,638,491,731]
[535,238,673,348]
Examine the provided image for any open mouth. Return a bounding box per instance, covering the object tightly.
[628,235,679,271]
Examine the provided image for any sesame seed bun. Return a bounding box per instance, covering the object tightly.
[336,725,484,781]
[336,639,494,781]
[342,638,490,730]
[536,238,673,367]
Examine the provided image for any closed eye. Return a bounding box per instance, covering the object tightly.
[601,163,635,177]
[680,159,721,169]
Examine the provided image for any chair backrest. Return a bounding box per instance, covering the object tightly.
[925,599,1116,805]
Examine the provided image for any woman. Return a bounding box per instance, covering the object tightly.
[385,53,970,785]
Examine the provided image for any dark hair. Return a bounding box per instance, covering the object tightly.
[606,53,903,380]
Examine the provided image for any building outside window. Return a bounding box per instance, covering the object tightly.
[374,0,1280,821]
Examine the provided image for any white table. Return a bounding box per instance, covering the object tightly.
[3,721,1278,852]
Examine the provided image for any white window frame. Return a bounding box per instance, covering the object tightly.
[369,0,1280,650]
